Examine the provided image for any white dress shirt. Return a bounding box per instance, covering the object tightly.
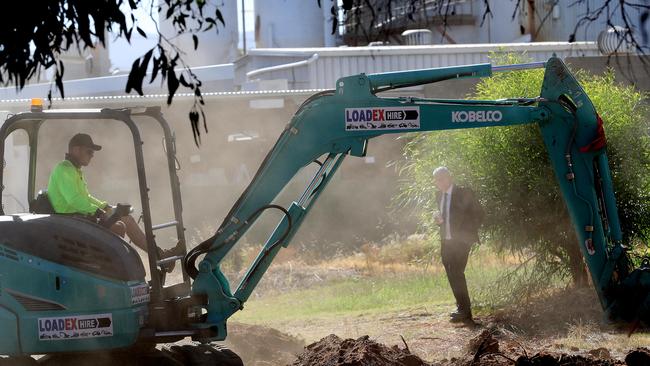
[439,184,454,240]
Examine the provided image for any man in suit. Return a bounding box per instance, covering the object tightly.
[433,167,484,323]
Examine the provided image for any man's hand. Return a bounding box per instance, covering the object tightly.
[94,207,107,220]
[103,204,115,218]
[434,213,443,225]
[95,204,115,220]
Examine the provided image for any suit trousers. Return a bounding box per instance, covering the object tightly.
[441,238,472,313]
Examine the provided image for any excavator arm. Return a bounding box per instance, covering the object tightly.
[184,57,647,341]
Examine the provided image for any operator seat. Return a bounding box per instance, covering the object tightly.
[29,189,55,214]
[28,189,127,230]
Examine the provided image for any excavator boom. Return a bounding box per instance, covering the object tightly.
[185,57,647,341]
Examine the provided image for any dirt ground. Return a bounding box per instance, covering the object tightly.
[222,322,306,366]
[221,288,650,366]
[290,330,650,366]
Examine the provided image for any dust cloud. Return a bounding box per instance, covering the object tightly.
[0,95,415,278]
[0,94,419,365]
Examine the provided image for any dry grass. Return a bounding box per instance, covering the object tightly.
[131,232,650,364]
[555,319,650,354]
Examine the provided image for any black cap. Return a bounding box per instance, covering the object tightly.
[69,133,102,151]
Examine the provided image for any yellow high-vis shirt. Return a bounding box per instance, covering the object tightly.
[47,160,106,215]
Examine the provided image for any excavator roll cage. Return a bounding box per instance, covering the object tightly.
[0,107,190,302]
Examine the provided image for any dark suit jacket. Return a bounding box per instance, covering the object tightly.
[436,185,484,244]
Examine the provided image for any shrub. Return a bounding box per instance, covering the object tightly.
[398,53,650,284]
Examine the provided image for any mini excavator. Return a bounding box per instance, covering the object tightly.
[0,57,646,365]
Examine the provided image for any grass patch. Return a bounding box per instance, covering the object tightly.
[233,246,524,324]
[555,319,650,352]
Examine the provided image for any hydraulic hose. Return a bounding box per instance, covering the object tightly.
[185,204,292,279]
[556,95,596,246]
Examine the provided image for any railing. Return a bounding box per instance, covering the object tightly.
[246,54,319,82]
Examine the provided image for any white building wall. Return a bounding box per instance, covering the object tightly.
[423,1,524,44]
[160,0,239,66]
[254,0,326,48]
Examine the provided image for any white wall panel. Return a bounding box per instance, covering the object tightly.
[243,42,599,90]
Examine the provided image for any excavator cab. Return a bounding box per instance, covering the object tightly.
[0,104,189,289]
[0,104,229,364]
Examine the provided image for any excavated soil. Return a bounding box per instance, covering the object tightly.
[624,348,650,366]
[199,288,647,366]
[289,330,649,366]
[440,330,624,365]
[291,334,430,366]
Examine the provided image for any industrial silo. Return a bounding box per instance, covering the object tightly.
[160,0,239,66]
[254,0,334,48]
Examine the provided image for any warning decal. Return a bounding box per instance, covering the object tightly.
[38,313,113,341]
[345,107,420,131]
[130,283,150,305]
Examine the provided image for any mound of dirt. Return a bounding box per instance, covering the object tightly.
[223,322,305,366]
[467,330,500,356]
[291,334,430,366]
[436,329,626,366]
[625,348,650,366]
[444,330,504,366]
[511,352,623,366]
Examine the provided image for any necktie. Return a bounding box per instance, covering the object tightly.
[441,192,448,239]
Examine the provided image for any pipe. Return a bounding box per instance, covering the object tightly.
[246,53,319,81]
[491,61,546,72]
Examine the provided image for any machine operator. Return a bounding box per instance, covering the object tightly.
[47,133,183,268]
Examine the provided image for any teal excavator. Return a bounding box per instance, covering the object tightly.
[0,57,646,365]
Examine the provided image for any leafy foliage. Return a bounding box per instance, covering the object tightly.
[0,0,225,145]
[127,0,225,145]
[0,0,133,92]
[398,53,650,284]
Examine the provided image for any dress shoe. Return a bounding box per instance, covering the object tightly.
[449,309,471,318]
[449,310,473,323]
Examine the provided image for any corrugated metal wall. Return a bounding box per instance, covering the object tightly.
[244,42,600,89]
